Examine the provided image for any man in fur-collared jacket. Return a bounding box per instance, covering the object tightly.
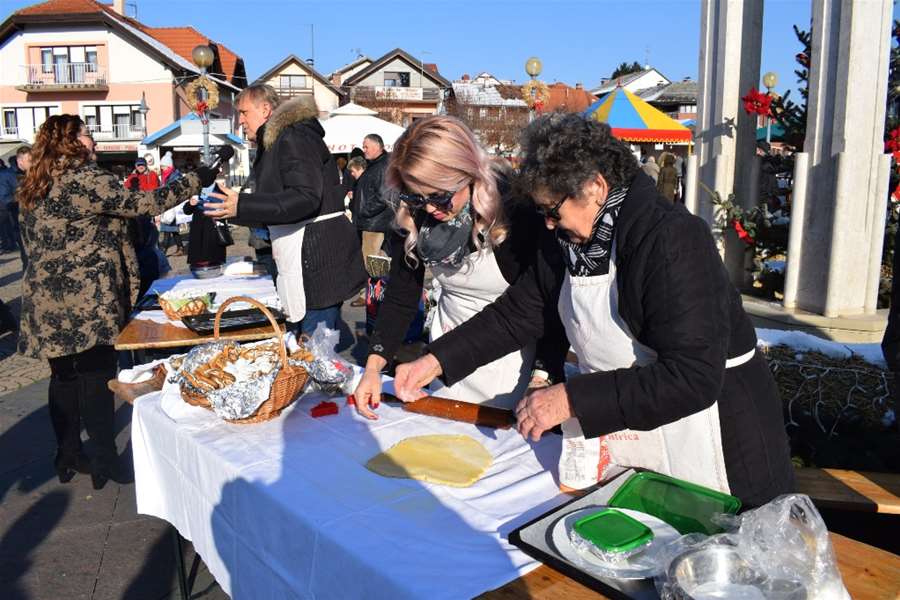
[207,84,366,333]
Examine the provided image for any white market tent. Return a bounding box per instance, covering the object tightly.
[320,103,406,154]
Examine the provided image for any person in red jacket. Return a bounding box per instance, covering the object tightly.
[124,157,160,191]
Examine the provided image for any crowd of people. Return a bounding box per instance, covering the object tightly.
[0,83,798,508]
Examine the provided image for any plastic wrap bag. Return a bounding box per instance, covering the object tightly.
[286,323,354,395]
[656,494,849,600]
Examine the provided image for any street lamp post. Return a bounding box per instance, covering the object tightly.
[192,44,214,165]
[138,91,149,138]
[762,71,778,145]
[525,56,542,122]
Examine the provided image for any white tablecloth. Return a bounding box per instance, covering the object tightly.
[135,273,282,328]
[131,379,566,599]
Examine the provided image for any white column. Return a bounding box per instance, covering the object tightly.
[789,0,893,316]
[696,0,764,284]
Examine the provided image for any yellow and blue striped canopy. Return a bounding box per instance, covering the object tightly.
[584,87,692,143]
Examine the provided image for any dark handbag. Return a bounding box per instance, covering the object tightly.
[215,221,234,246]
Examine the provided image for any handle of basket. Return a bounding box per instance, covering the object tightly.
[213,296,289,369]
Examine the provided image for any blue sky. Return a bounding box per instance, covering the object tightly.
[0,0,893,96]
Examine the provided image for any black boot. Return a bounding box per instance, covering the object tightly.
[78,361,128,490]
[48,372,89,483]
[0,300,17,335]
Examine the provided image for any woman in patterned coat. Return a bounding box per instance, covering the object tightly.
[16,115,216,489]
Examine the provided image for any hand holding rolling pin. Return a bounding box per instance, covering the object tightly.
[515,384,574,442]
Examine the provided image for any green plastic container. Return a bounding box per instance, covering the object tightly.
[607,472,741,535]
[573,509,654,553]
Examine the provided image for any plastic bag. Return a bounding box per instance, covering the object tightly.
[286,323,355,395]
[656,494,849,600]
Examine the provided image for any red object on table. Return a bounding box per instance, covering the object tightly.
[311,401,339,418]
[346,394,356,406]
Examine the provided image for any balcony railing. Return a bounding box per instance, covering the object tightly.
[87,123,144,140]
[273,86,314,98]
[351,86,442,103]
[1,126,24,139]
[17,63,108,92]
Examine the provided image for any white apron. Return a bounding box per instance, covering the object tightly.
[558,248,754,493]
[269,211,346,323]
[429,248,535,409]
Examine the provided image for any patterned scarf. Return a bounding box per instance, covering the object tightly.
[416,201,474,268]
[557,186,628,277]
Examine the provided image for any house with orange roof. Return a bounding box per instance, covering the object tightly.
[0,0,246,170]
[543,81,597,113]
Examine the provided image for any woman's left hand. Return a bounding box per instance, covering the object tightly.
[515,383,573,442]
[204,187,238,219]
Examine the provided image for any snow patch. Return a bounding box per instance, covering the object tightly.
[755,328,886,368]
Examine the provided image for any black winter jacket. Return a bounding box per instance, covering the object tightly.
[354,151,392,233]
[234,97,367,310]
[428,172,794,507]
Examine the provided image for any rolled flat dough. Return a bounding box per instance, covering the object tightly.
[365,434,492,487]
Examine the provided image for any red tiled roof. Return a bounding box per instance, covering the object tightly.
[545,82,596,113]
[13,1,243,84]
[16,0,105,15]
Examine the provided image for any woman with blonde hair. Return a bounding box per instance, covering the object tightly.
[352,115,567,418]
[17,114,216,489]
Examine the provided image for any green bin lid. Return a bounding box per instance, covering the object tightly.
[607,471,742,535]
[573,508,654,553]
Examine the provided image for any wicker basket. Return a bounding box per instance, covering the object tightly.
[180,296,309,424]
[158,295,210,321]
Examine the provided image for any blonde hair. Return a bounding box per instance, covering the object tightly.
[385,115,507,266]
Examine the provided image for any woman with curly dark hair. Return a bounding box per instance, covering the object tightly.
[393,113,794,507]
[17,114,216,489]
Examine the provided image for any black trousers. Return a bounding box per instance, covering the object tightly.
[47,345,118,466]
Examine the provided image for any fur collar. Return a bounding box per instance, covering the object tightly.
[262,95,319,149]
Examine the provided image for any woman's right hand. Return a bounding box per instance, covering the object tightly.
[353,368,383,420]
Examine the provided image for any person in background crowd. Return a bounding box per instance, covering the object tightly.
[673,154,685,201]
[126,158,166,297]
[641,155,659,183]
[16,115,216,489]
[0,147,31,259]
[157,151,187,256]
[394,113,794,507]
[125,157,160,191]
[346,156,366,215]
[0,159,18,253]
[355,134,392,258]
[352,115,568,417]
[182,183,227,269]
[343,147,365,205]
[204,84,366,334]
[657,153,678,202]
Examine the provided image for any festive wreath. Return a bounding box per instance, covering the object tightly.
[521,80,550,110]
[185,75,219,114]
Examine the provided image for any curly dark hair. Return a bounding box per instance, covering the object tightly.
[17,114,90,211]
[516,112,639,198]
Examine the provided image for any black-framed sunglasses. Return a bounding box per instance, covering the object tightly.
[399,183,472,212]
[536,193,570,221]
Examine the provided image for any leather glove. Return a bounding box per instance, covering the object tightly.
[195,166,218,188]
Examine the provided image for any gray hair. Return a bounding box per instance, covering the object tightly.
[236,84,281,110]
[347,156,367,171]
[364,133,384,149]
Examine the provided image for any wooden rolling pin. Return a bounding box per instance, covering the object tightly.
[380,392,516,429]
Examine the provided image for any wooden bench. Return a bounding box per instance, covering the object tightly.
[794,467,900,514]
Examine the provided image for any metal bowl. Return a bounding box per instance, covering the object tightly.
[190,264,223,279]
[668,545,806,600]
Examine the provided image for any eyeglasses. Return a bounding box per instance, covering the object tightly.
[399,183,472,212]
[78,131,94,142]
[536,193,570,221]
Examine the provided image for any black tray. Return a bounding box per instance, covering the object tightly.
[134,293,161,312]
[181,306,285,335]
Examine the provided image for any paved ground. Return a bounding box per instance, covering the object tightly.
[0,228,370,600]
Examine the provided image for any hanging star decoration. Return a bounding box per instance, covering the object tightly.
[742,87,773,117]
